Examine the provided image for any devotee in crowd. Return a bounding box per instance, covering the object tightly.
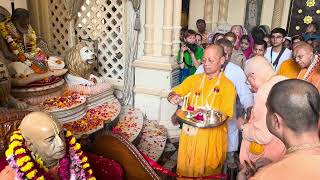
[239,56,286,166]
[294,43,320,91]
[196,19,213,48]
[291,35,304,44]
[230,25,245,50]
[180,27,188,42]
[238,79,320,180]
[177,29,204,83]
[195,33,203,48]
[240,35,254,59]
[303,22,320,42]
[224,32,246,69]
[277,41,303,79]
[310,36,320,55]
[264,28,292,72]
[168,45,236,179]
[212,32,224,44]
[252,40,267,57]
[284,37,292,50]
[196,39,254,171]
[0,8,49,74]
[263,35,271,47]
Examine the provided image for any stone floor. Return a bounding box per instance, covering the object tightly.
[157,137,180,179]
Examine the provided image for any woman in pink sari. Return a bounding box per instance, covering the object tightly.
[240,35,254,59]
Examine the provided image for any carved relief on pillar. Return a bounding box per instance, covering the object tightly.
[144,0,154,56]
[204,0,214,31]
[271,0,285,29]
[218,0,229,24]
[172,0,182,56]
[161,0,174,56]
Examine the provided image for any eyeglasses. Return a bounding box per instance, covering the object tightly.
[271,35,283,40]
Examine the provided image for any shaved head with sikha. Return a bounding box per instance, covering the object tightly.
[20,112,66,168]
[266,79,320,140]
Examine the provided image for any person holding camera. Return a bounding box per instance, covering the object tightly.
[177,29,204,83]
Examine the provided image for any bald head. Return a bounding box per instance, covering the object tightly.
[20,111,62,140]
[294,43,314,53]
[293,43,314,68]
[245,56,275,79]
[20,112,66,168]
[205,44,224,57]
[203,45,225,76]
[267,79,320,134]
[292,41,308,50]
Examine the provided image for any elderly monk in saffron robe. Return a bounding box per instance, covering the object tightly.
[238,79,320,180]
[239,56,287,165]
[277,41,305,78]
[168,45,236,178]
[294,43,320,92]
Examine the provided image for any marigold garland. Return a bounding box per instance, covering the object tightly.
[5,130,96,180]
[0,20,37,62]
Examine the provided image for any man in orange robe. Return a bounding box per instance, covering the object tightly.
[294,43,320,91]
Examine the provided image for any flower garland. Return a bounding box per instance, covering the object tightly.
[0,20,38,62]
[5,130,96,180]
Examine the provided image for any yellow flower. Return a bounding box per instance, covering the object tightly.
[10,140,22,147]
[74,143,81,151]
[82,163,90,169]
[20,162,34,172]
[37,176,45,180]
[306,0,315,7]
[88,177,96,180]
[88,169,93,174]
[66,131,72,137]
[70,137,76,144]
[304,16,313,24]
[14,148,26,155]
[5,148,13,157]
[10,134,23,142]
[317,9,320,14]
[16,156,31,166]
[26,169,38,179]
[81,156,88,163]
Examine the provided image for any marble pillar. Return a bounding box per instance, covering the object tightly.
[161,0,174,56]
[172,0,182,56]
[271,0,284,29]
[144,0,154,56]
[204,0,214,31]
[218,0,229,24]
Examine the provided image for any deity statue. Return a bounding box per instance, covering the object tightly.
[0,8,67,87]
[0,111,124,179]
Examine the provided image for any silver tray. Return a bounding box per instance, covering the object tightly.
[176,109,225,128]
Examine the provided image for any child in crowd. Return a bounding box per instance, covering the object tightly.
[177,29,204,83]
[284,37,292,50]
[212,33,224,44]
[253,40,267,57]
[263,35,271,47]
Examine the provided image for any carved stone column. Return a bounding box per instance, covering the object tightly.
[204,0,214,31]
[144,0,154,56]
[218,0,229,24]
[172,0,182,56]
[161,0,174,56]
[271,0,284,29]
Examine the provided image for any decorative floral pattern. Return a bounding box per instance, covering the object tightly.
[303,16,313,24]
[306,0,316,7]
[5,130,95,179]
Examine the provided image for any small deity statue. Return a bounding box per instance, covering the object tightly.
[0,8,67,87]
[0,111,124,179]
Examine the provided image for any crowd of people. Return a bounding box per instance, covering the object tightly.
[168,19,320,179]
